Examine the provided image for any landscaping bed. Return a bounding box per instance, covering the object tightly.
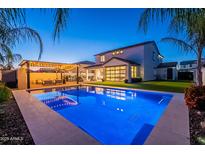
[185,85,205,145]
[189,109,205,145]
[0,99,34,145]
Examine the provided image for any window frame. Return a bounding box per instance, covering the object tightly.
[100,55,105,62]
[105,65,126,81]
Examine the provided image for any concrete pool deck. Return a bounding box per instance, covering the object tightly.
[12,85,190,145]
[145,92,190,144]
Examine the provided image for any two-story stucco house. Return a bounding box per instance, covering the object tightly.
[85,41,164,82]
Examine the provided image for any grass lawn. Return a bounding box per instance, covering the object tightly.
[87,81,193,93]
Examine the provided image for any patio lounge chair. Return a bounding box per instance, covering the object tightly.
[55,79,63,85]
[36,79,43,84]
[43,80,53,85]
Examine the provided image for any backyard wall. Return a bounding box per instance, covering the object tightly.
[17,68,27,90]
[203,68,205,85]
[0,70,2,81]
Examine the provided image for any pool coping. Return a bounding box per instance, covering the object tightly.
[13,84,190,145]
[12,89,100,145]
[83,84,190,145]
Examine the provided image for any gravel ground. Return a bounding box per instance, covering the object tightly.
[189,109,205,145]
[0,99,34,145]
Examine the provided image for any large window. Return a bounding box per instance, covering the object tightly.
[131,66,137,78]
[105,66,126,81]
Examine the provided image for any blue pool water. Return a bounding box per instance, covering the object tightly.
[33,86,172,145]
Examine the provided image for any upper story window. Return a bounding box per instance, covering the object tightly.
[100,55,105,62]
[112,50,124,55]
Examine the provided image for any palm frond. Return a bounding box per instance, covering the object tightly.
[52,8,69,41]
[0,43,13,56]
[0,52,5,63]
[0,43,22,69]
[161,37,197,54]
[11,53,22,63]
[138,8,205,33]
[4,27,43,60]
[1,8,70,42]
[0,8,26,27]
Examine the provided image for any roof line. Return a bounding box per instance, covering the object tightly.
[19,59,75,66]
[103,57,140,65]
[85,57,140,68]
[94,41,160,56]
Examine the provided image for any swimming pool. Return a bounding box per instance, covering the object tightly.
[33,86,172,145]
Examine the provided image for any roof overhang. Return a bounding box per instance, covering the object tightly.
[86,57,140,69]
[19,60,77,71]
[94,41,161,56]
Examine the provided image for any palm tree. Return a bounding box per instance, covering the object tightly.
[0,8,69,61]
[0,26,43,60]
[0,8,69,41]
[0,9,43,61]
[138,9,205,33]
[0,52,22,70]
[139,9,205,86]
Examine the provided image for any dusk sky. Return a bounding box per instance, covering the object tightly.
[14,8,200,64]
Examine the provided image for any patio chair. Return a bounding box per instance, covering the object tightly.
[55,79,63,85]
[43,80,53,85]
[36,79,43,84]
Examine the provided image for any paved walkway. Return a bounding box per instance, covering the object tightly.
[145,93,190,144]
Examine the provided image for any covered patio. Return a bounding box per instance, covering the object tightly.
[18,60,81,89]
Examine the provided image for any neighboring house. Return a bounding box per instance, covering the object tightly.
[85,41,164,82]
[178,60,205,82]
[1,69,18,88]
[155,62,178,80]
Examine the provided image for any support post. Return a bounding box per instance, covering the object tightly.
[86,69,89,81]
[26,62,30,89]
[127,64,131,83]
[77,65,79,84]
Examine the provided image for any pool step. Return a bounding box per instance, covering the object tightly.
[131,123,154,145]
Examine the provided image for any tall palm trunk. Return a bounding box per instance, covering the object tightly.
[197,47,203,86]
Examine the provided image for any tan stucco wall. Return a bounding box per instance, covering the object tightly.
[17,68,27,90]
[203,68,205,85]
[0,70,2,81]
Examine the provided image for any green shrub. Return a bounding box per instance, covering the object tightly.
[124,78,142,83]
[184,85,205,110]
[131,77,142,83]
[0,85,11,103]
